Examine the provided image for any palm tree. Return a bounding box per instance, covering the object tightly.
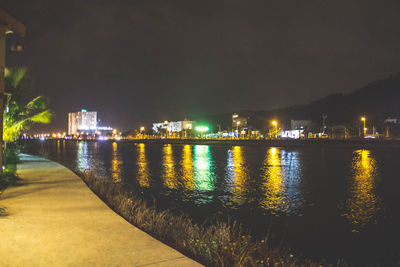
[4,67,53,143]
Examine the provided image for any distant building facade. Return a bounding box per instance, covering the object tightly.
[291,120,312,130]
[384,117,399,124]
[152,120,195,133]
[68,109,97,135]
[232,113,248,128]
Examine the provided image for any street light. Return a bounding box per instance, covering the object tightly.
[236,121,240,138]
[272,120,278,138]
[140,126,145,139]
[361,116,366,136]
[185,123,192,139]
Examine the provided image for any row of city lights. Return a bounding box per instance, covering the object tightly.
[141,116,369,134]
[32,116,371,141]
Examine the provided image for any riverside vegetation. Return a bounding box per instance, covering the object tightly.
[1,67,53,214]
[79,170,348,267]
[0,149,20,216]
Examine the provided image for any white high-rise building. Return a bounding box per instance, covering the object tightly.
[152,120,195,133]
[68,109,97,135]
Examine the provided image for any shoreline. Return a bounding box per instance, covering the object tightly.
[76,168,335,266]
[33,138,400,148]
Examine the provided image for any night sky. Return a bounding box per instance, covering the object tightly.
[2,0,400,132]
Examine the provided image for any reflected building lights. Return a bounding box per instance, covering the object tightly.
[181,145,194,191]
[57,140,61,156]
[342,150,381,231]
[77,141,90,171]
[261,147,288,214]
[137,143,150,187]
[111,142,122,182]
[62,140,66,156]
[280,150,303,213]
[227,146,249,205]
[193,145,215,192]
[162,144,178,189]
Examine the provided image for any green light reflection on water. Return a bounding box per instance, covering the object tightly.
[193,145,215,192]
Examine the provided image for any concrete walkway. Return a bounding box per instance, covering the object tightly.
[0,154,202,267]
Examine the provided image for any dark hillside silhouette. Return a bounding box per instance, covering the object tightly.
[197,73,400,130]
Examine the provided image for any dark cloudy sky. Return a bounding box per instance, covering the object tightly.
[2,0,400,132]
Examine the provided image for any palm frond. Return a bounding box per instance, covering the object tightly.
[27,110,53,124]
[5,67,28,91]
[5,67,30,104]
[3,67,53,143]
[20,96,48,115]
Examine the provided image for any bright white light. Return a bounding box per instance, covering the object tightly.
[281,130,301,139]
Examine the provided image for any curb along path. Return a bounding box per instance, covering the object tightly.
[0,154,202,266]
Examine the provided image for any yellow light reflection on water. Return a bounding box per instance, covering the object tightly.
[261,147,288,214]
[111,142,122,182]
[193,145,215,192]
[181,145,194,191]
[343,150,380,231]
[137,143,150,187]
[62,140,66,156]
[57,140,61,155]
[162,144,178,189]
[228,146,249,204]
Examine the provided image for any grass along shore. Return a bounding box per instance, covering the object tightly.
[0,150,21,216]
[78,170,347,267]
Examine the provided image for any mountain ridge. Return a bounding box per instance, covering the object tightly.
[194,72,400,130]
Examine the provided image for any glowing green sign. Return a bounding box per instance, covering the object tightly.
[195,126,209,132]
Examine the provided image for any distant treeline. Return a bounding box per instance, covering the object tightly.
[193,73,400,134]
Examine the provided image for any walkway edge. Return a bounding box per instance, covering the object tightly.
[0,153,202,266]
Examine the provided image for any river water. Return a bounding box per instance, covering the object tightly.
[22,140,400,265]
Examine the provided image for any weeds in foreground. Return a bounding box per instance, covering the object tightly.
[0,153,19,217]
[0,164,19,194]
[0,206,7,216]
[0,148,20,194]
[79,170,347,267]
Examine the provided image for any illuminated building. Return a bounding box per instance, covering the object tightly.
[68,109,97,135]
[384,117,398,124]
[232,113,248,128]
[281,130,301,139]
[152,120,195,133]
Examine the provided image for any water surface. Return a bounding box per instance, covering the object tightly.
[23,140,400,265]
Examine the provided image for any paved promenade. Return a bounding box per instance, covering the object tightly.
[0,154,202,267]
